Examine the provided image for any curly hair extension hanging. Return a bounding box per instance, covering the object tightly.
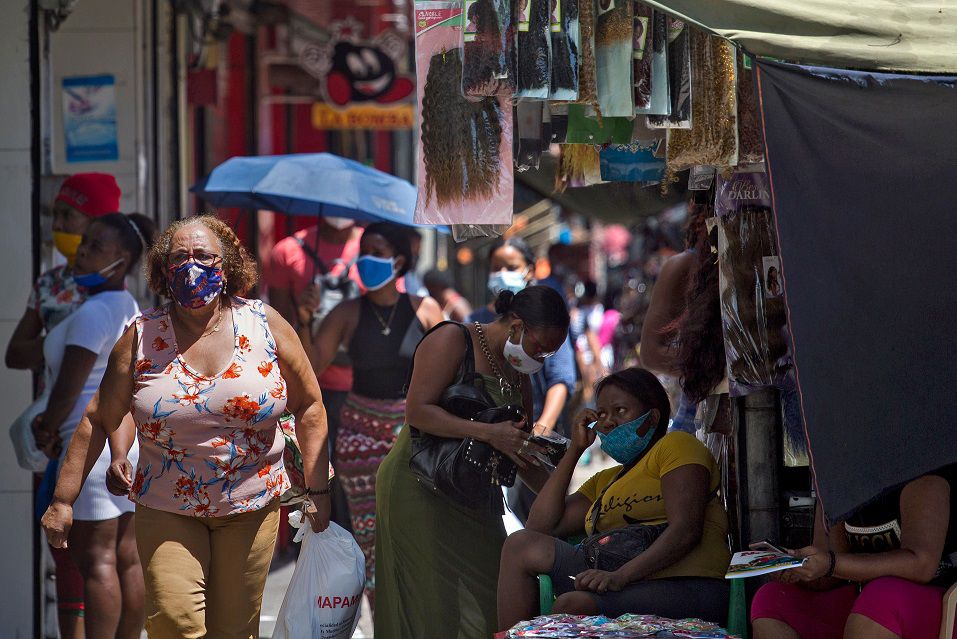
[463,0,514,96]
[550,0,579,93]
[422,49,502,206]
[517,0,551,94]
[569,0,597,107]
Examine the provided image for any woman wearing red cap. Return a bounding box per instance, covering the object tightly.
[5,172,120,639]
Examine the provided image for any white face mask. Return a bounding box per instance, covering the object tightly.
[503,327,545,374]
[324,216,355,231]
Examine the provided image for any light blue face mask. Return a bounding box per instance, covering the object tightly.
[590,410,656,465]
[356,255,397,291]
[488,269,528,296]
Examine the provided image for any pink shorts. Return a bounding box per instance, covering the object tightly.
[751,578,953,639]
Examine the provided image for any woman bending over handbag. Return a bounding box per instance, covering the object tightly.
[374,286,569,639]
[497,368,731,630]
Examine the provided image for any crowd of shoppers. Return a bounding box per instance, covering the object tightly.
[8,175,956,639]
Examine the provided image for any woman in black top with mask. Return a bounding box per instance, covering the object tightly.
[297,222,443,609]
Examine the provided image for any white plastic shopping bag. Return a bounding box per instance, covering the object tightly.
[10,392,50,472]
[272,510,365,639]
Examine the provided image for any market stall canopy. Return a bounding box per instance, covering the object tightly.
[643,0,957,73]
[756,59,957,522]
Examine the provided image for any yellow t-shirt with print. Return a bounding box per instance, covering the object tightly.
[577,431,730,580]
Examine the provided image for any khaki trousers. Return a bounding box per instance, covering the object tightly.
[134,501,280,639]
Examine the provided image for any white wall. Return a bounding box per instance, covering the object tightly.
[0,1,39,636]
[48,0,145,214]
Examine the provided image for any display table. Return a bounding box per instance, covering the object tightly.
[496,614,738,638]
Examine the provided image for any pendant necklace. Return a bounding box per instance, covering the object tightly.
[370,299,399,336]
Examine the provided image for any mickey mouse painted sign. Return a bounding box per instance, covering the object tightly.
[300,18,414,109]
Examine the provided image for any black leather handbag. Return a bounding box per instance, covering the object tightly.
[407,322,522,513]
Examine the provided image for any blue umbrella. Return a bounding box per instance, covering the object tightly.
[191,153,425,226]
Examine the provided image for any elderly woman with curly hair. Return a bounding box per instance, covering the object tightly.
[42,215,332,639]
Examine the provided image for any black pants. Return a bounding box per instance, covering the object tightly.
[322,389,352,533]
[549,538,729,624]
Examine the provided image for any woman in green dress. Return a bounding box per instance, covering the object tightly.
[376,285,571,639]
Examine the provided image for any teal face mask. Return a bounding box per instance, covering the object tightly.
[590,410,655,465]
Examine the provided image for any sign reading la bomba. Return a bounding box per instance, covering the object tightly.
[301,19,415,130]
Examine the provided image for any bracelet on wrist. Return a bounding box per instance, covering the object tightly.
[825,550,837,578]
[306,486,330,496]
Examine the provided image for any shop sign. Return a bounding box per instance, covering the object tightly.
[300,18,414,111]
[62,74,119,163]
[311,103,414,130]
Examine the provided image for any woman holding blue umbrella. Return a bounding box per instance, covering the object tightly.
[297,222,444,609]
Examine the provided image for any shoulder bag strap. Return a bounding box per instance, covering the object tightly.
[403,320,475,393]
[294,236,329,275]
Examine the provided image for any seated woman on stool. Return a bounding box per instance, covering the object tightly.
[752,466,957,639]
[497,368,731,630]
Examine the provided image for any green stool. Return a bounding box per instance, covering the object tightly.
[537,574,748,638]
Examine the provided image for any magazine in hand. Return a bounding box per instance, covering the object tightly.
[725,550,807,579]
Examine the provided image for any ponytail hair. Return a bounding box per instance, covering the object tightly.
[495,285,570,331]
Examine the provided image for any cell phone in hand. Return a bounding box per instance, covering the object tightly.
[528,432,570,468]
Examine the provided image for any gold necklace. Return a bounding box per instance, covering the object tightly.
[474,322,521,395]
[369,299,399,336]
[200,305,225,338]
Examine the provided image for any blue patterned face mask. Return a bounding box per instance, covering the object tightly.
[591,411,655,465]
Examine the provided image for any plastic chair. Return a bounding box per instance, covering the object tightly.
[940,582,957,639]
[537,573,748,638]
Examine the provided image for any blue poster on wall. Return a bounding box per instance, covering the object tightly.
[62,74,118,163]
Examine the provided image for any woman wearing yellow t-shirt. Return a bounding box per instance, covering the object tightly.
[497,368,731,629]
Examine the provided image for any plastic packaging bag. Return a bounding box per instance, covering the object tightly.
[647,17,691,129]
[413,2,514,226]
[736,52,765,166]
[635,11,671,116]
[555,143,603,191]
[632,1,653,110]
[594,0,634,117]
[515,101,545,171]
[272,513,365,639]
[714,168,793,396]
[666,30,738,172]
[549,0,580,100]
[516,0,552,98]
[10,393,50,473]
[451,223,511,241]
[462,0,516,97]
[598,142,665,183]
[569,0,598,106]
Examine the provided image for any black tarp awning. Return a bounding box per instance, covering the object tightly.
[755,59,957,521]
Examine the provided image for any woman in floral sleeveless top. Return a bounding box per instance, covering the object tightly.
[42,216,332,638]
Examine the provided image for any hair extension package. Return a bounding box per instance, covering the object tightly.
[594,0,634,117]
[462,0,516,97]
[714,167,793,396]
[736,52,764,166]
[635,11,671,116]
[516,0,552,98]
[666,30,738,172]
[549,0,580,100]
[647,16,692,129]
[413,1,514,228]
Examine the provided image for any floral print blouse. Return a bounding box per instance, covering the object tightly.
[130,297,289,517]
[29,265,84,330]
